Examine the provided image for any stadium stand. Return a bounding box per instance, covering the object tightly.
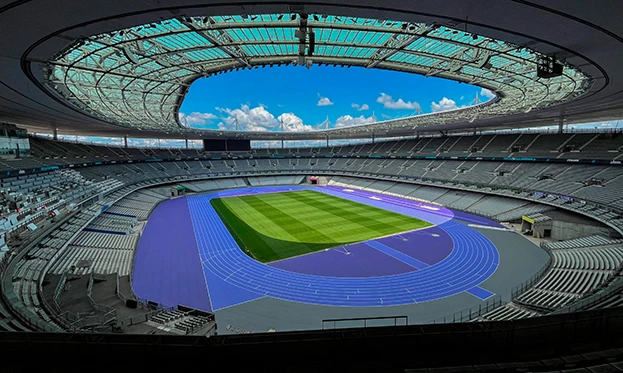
[148,308,216,335]
[545,235,623,250]
[29,145,621,218]
[514,243,623,311]
[1,131,623,336]
[478,302,540,321]
[2,2,623,369]
[328,176,559,223]
[25,131,623,165]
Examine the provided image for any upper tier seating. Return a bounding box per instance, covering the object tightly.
[24,131,623,171]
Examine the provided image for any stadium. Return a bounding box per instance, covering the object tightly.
[0,0,623,372]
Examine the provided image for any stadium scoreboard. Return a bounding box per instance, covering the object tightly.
[203,139,251,152]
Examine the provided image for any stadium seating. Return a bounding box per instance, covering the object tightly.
[479,303,540,321]
[70,156,623,215]
[513,240,623,311]
[150,309,215,335]
[328,175,559,222]
[24,131,623,168]
[0,132,622,334]
[544,235,623,250]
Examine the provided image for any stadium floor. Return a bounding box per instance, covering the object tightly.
[132,185,549,333]
[211,190,432,263]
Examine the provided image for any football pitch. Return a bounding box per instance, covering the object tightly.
[210,190,432,263]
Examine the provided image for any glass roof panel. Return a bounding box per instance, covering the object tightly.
[45,12,592,135]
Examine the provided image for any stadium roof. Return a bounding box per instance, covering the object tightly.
[44,13,590,137]
[1,1,622,140]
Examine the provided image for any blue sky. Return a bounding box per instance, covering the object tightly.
[179,66,493,132]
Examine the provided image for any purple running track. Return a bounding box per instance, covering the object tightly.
[131,197,213,311]
[271,226,453,277]
[376,226,453,265]
[269,241,417,277]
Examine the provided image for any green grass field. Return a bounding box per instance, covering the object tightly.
[210,190,431,263]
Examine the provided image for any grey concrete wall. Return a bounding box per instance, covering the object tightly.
[533,220,553,238]
[551,220,610,240]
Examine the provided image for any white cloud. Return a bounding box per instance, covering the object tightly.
[126,138,186,148]
[253,140,322,148]
[334,114,376,128]
[317,94,334,106]
[431,97,458,112]
[480,88,496,100]
[67,136,124,146]
[376,93,421,110]
[216,104,279,132]
[178,112,218,126]
[381,114,393,120]
[351,103,370,111]
[278,112,314,132]
[215,105,314,132]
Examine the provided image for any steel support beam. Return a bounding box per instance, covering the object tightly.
[180,17,251,68]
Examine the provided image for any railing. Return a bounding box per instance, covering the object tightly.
[128,231,140,289]
[428,294,504,323]
[67,311,116,331]
[182,315,217,336]
[511,248,553,300]
[30,134,203,150]
[86,273,118,318]
[134,296,176,313]
[551,263,623,314]
[322,315,408,330]
[116,310,159,329]
[115,272,127,304]
[199,322,217,336]
[0,253,11,276]
[51,271,67,312]
[31,127,623,152]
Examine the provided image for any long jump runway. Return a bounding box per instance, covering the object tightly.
[132,186,500,312]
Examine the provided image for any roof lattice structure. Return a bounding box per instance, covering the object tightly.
[44,12,592,137]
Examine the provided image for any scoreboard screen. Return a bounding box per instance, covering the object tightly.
[203,139,250,151]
